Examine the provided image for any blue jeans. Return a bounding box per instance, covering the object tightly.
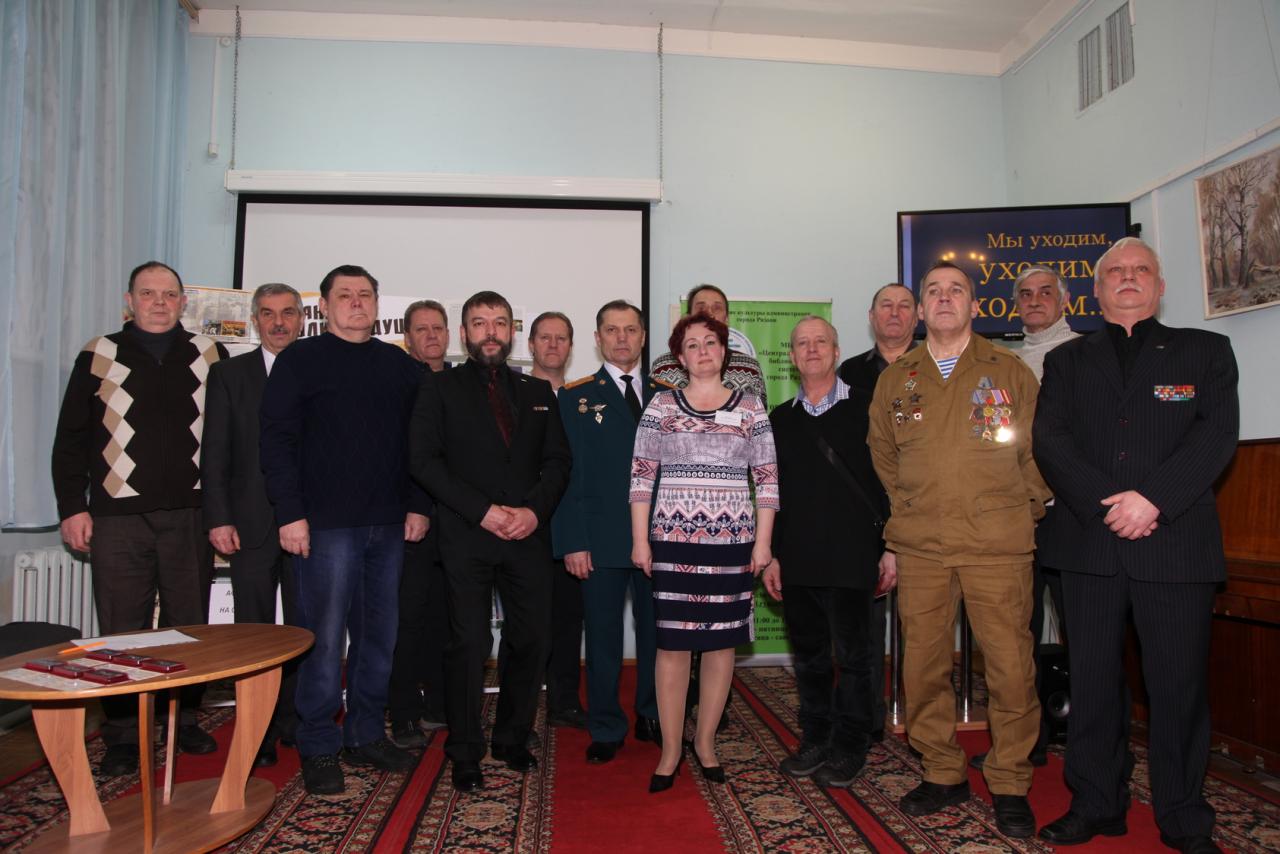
[292,524,403,757]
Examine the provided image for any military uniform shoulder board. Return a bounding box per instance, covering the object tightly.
[651,377,678,389]
[564,374,595,390]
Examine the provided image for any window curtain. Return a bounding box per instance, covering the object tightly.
[0,1,188,527]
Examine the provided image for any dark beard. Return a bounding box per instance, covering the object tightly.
[466,336,512,366]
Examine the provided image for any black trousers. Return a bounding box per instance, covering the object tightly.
[1060,570,1216,838]
[497,557,583,713]
[783,584,875,757]
[90,508,213,746]
[441,533,552,762]
[227,532,298,743]
[869,593,887,734]
[387,535,449,723]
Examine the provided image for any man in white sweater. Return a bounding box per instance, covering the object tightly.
[1012,265,1080,381]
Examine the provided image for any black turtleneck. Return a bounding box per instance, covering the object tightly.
[128,322,181,363]
[1105,315,1158,383]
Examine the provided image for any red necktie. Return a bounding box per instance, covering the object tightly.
[487,367,514,446]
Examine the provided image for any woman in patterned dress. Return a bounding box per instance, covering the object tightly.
[630,312,779,790]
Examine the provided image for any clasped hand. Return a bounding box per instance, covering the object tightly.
[481,504,538,540]
[1100,490,1160,540]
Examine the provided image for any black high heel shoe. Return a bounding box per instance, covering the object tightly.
[649,749,685,794]
[687,739,726,784]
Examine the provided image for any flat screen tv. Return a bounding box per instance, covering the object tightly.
[898,203,1133,338]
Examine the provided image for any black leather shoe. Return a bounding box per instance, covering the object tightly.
[1038,810,1128,845]
[812,752,866,788]
[899,780,971,816]
[452,759,484,792]
[99,743,138,777]
[1158,833,1222,853]
[649,750,685,794]
[634,716,662,745]
[342,738,416,772]
[688,740,726,784]
[779,742,829,778]
[390,719,427,748]
[969,751,987,770]
[586,740,624,764]
[254,737,279,768]
[301,753,344,795]
[992,794,1036,838]
[490,743,538,772]
[178,724,217,755]
[547,707,588,729]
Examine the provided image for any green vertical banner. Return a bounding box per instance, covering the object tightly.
[729,299,833,657]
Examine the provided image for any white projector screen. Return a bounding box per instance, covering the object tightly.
[235,195,650,375]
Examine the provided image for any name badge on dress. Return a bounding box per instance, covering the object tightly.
[714,409,743,427]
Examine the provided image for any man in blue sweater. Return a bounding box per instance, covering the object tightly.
[260,265,430,795]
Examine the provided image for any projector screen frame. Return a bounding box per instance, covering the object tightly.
[232,192,653,367]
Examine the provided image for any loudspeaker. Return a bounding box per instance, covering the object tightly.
[1038,642,1070,742]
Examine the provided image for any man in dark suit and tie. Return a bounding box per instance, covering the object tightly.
[203,283,304,767]
[388,300,453,747]
[410,291,572,792]
[553,300,663,764]
[1034,237,1238,854]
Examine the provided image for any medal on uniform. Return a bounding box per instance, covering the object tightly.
[590,403,607,424]
[595,412,603,424]
[578,397,588,414]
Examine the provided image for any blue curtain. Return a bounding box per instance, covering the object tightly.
[0,0,188,527]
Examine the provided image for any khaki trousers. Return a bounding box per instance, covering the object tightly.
[897,554,1040,794]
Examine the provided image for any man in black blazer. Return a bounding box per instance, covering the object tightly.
[1033,238,1238,854]
[410,291,572,793]
[202,282,304,767]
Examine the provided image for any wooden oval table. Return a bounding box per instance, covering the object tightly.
[0,623,313,854]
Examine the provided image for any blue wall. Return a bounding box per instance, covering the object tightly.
[1002,0,1280,439]
[181,5,1278,438]
[181,36,1007,356]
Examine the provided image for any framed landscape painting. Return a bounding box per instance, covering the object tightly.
[1196,145,1280,319]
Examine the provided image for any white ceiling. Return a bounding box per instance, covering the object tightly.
[197,0,1064,53]
[192,1,1091,74]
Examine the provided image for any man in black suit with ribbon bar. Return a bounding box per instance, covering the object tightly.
[1033,238,1238,854]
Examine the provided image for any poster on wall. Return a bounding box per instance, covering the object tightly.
[1196,145,1280,319]
[898,203,1131,337]
[728,299,833,658]
[181,286,253,343]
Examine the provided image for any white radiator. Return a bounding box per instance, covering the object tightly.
[11,548,100,636]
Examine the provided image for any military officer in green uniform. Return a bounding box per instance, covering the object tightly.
[553,299,666,764]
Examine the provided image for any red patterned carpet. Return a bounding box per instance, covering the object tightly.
[2,667,1277,852]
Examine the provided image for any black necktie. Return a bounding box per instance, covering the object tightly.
[621,374,643,420]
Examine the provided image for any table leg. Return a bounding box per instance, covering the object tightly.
[163,691,178,804]
[30,705,109,836]
[138,693,156,853]
[211,666,280,814]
